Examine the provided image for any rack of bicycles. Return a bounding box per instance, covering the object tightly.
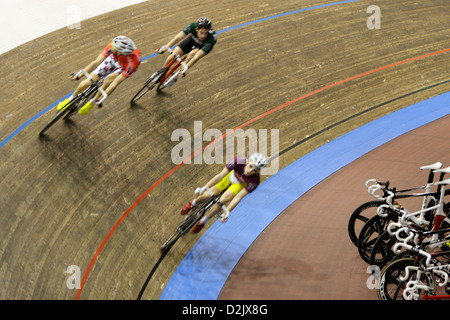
[347,162,450,300]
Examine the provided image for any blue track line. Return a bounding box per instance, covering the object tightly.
[0,0,361,150]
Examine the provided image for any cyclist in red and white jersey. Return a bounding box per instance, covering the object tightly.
[57,36,141,115]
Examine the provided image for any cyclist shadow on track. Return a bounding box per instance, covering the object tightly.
[37,121,106,183]
[127,93,185,131]
[128,86,170,110]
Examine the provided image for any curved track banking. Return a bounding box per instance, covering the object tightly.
[0,0,449,300]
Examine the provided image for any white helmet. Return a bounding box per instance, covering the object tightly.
[112,36,136,55]
[249,153,267,169]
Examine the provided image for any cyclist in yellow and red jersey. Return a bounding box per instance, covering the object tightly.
[180,153,267,233]
[156,17,216,83]
[57,36,141,115]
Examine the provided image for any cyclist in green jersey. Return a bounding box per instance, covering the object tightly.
[156,17,216,77]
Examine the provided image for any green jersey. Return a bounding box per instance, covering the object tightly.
[182,22,217,54]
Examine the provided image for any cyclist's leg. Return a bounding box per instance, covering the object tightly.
[181,171,231,215]
[56,72,101,111]
[78,71,116,115]
[207,189,236,218]
[192,183,246,233]
[212,183,245,217]
[96,71,125,99]
[196,185,221,204]
[73,72,101,97]
[163,46,185,67]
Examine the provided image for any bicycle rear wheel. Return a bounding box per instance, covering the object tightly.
[39,95,81,135]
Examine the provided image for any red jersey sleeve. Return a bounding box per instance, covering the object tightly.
[102,43,113,57]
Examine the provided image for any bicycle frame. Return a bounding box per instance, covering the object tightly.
[160,46,189,76]
[160,187,230,252]
[156,46,189,90]
[129,46,189,104]
[367,162,443,216]
[374,167,450,232]
[384,179,450,300]
[384,176,450,243]
[393,241,450,300]
[203,186,230,222]
[39,69,107,135]
[74,69,108,105]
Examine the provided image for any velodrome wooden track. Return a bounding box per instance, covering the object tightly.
[0,0,449,300]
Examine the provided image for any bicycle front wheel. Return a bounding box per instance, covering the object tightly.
[348,200,386,247]
[39,96,81,135]
[131,68,167,104]
[377,257,436,300]
[160,204,207,252]
[156,68,176,92]
[357,215,392,264]
[369,230,399,268]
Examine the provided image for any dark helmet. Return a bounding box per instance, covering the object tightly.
[196,17,212,30]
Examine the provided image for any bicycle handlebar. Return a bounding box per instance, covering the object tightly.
[365,163,448,201]
[160,46,189,75]
[365,179,390,199]
[393,242,432,266]
[74,69,108,104]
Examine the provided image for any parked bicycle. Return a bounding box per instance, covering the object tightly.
[348,162,443,247]
[377,225,450,300]
[130,46,188,105]
[355,164,449,263]
[160,187,230,253]
[368,170,450,268]
[39,70,107,136]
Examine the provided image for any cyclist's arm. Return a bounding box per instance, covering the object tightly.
[227,188,249,212]
[185,49,206,70]
[93,74,126,102]
[95,73,126,101]
[75,53,106,79]
[105,73,126,95]
[161,31,187,51]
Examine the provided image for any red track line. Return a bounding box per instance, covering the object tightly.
[75,47,450,300]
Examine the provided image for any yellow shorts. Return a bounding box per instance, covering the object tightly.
[216,170,247,196]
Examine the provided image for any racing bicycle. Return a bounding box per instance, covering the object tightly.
[39,70,107,136]
[130,46,188,105]
[377,227,450,300]
[367,173,450,268]
[356,166,450,264]
[160,187,230,253]
[348,162,443,247]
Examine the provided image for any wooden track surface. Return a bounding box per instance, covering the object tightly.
[0,0,449,299]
